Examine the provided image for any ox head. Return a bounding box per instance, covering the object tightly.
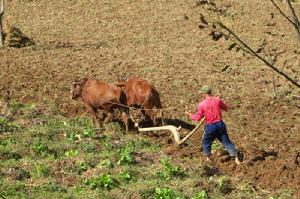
[129,107,147,128]
[70,78,87,100]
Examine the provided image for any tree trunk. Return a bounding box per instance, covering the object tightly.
[286,0,300,43]
[0,0,4,47]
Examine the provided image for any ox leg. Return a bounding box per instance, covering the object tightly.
[160,110,164,126]
[103,111,113,124]
[121,112,129,132]
[140,109,147,121]
[119,107,129,132]
[85,104,100,127]
[130,108,141,128]
[145,109,156,126]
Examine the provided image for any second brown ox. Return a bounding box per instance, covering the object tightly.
[70,78,129,132]
[118,78,163,127]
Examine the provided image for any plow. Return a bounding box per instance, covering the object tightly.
[138,118,205,145]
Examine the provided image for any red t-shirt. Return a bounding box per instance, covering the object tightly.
[190,96,229,124]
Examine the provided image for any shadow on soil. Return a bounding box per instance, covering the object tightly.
[163,118,196,131]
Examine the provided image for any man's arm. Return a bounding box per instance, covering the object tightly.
[188,104,204,121]
[220,99,229,111]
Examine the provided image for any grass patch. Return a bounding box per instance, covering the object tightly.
[0,100,291,198]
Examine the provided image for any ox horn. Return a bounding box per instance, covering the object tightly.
[72,78,87,86]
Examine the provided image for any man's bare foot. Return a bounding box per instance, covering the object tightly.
[206,156,213,163]
[234,156,241,165]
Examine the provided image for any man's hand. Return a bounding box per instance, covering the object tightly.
[185,111,193,118]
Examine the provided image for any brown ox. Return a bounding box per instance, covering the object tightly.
[70,78,129,132]
[118,78,163,127]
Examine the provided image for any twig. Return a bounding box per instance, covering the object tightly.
[286,0,300,42]
[269,0,296,26]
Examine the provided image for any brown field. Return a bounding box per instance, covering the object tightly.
[1,0,300,197]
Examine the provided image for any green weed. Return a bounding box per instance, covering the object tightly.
[157,159,187,180]
[85,173,118,190]
[67,132,80,141]
[117,142,135,166]
[8,101,25,112]
[82,127,95,138]
[101,143,113,158]
[0,138,16,146]
[31,139,49,156]
[117,148,134,166]
[76,162,88,174]
[0,118,19,132]
[211,141,223,152]
[64,149,79,157]
[119,170,137,183]
[154,187,179,199]
[100,159,114,168]
[0,181,27,197]
[191,191,210,199]
[33,163,50,177]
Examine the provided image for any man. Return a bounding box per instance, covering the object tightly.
[186,85,240,165]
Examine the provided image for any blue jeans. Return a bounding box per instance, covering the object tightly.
[202,121,237,156]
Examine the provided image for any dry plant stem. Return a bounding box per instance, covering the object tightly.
[271,54,278,94]
[0,0,4,47]
[272,70,277,94]
[286,0,300,42]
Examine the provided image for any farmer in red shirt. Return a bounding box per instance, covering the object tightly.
[186,85,240,165]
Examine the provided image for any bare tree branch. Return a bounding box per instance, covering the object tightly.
[218,22,300,88]
[286,0,300,42]
[0,0,4,47]
[194,0,300,88]
[270,0,296,26]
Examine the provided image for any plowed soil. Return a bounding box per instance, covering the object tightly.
[1,0,300,196]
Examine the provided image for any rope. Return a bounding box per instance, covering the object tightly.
[104,100,176,111]
[104,91,224,113]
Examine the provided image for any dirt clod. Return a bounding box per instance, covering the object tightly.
[5,27,34,48]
